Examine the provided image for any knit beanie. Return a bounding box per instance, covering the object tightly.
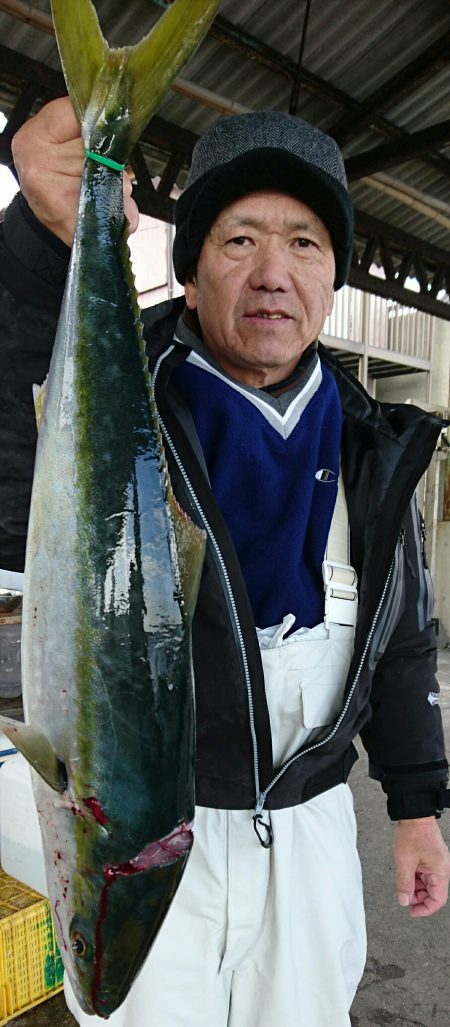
[173,111,353,290]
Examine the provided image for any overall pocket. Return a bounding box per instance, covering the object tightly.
[259,621,354,766]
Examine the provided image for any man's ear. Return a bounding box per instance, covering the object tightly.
[326,288,335,318]
[184,274,197,310]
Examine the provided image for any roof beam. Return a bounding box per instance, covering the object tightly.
[352,209,450,320]
[149,0,352,107]
[140,117,197,158]
[0,81,38,138]
[2,27,450,186]
[355,209,450,268]
[329,33,450,146]
[150,5,450,181]
[157,150,184,199]
[0,41,62,95]
[0,81,39,163]
[208,16,450,181]
[348,265,450,320]
[346,120,450,180]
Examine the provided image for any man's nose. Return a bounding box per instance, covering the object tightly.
[248,238,291,292]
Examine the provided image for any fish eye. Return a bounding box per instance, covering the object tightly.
[71,932,87,958]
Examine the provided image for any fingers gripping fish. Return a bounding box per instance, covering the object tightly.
[0,0,220,1016]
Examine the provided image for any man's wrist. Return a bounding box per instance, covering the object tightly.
[397,816,437,827]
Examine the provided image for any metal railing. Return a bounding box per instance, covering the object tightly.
[323,285,434,362]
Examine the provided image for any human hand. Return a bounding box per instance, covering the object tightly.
[11,96,139,247]
[394,816,450,917]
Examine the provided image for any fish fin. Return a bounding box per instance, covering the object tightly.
[168,491,206,621]
[123,0,221,150]
[51,0,220,156]
[50,0,109,126]
[33,378,47,432]
[0,716,67,793]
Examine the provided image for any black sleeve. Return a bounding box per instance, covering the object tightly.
[361,497,450,820]
[0,194,69,571]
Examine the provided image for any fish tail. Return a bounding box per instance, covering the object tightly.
[50,0,221,160]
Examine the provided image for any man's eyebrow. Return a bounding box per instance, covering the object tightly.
[218,215,320,232]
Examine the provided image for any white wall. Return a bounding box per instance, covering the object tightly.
[129,215,184,310]
[430,316,450,409]
[374,372,429,405]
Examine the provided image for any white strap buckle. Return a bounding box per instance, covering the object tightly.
[322,559,358,628]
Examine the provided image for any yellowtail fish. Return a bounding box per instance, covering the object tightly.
[0,0,221,1015]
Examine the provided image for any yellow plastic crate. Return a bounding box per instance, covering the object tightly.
[0,868,64,1025]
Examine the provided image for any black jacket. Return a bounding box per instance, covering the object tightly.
[1,194,449,821]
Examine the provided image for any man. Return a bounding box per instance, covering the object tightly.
[1,99,449,1027]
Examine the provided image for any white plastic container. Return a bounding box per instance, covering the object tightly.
[0,729,17,768]
[0,752,48,896]
[0,589,22,699]
[0,618,22,698]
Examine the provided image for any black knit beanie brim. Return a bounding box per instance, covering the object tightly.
[173,148,354,290]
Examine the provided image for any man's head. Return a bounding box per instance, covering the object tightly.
[173,111,353,291]
[174,112,353,387]
[184,190,335,387]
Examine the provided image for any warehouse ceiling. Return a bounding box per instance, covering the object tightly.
[0,0,449,319]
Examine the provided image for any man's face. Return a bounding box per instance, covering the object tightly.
[184,191,336,388]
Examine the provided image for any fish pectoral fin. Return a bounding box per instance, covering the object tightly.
[0,716,67,793]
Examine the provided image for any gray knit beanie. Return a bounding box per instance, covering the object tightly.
[173,111,353,290]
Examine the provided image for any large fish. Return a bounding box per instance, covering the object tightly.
[0,0,220,1016]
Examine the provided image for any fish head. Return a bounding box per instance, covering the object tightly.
[63,824,193,1017]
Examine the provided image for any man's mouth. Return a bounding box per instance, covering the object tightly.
[245,311,290,320]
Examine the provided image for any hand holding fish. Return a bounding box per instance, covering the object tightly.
[12,96,139,246]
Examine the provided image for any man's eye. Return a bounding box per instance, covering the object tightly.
[227,236,250,246]
[294,237,316,248]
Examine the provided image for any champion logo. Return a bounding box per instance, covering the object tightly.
[427,691,440,706]
[315,468,338,483]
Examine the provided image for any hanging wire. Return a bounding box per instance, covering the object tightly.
[289,0,313,115]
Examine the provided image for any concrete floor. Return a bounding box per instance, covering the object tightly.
[349,645,450,1027]
[4,649,450,1027]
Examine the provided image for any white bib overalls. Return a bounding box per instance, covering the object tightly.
[65,479,366,1027]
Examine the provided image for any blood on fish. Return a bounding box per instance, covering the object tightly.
[54,900,68,951]
[91,822,193,1015]
[84,797,109,826]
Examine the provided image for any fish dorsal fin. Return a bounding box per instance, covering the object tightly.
[51,0,220,159]
[33,378,47,432]
[168,490,206,622]
[0,716,67,793]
